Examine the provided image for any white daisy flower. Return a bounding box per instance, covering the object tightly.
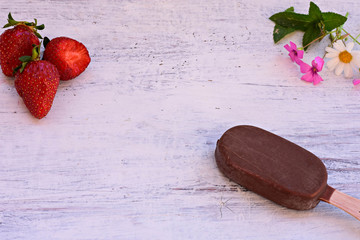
[325,41,360,78]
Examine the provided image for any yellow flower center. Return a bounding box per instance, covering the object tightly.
[339,50,352,63]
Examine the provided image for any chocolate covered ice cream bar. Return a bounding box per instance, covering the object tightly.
[215,125,360,220]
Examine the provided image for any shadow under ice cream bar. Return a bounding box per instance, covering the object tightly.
[215,125,360,221]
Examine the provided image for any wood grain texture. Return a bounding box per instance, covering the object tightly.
[0,0,359,239]
[320,186,360,221]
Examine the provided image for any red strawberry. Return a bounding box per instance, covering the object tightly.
[0,13,44,77]
[43,36,91,80]
[15,45,60,119]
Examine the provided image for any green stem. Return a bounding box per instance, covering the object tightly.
[342,29,360,45]
[31,44,40,60]
[300,30,336,50]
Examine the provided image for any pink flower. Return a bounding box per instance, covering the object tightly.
[284,41,304,64]
[353,79,360,85]
[299,56,324,85]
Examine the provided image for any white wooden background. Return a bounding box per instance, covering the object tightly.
[0,0,359,239]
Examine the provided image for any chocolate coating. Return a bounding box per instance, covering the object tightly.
[215,125,328,210]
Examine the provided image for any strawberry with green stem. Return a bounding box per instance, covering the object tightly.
[15,44,60,119]
[0,13,44,77]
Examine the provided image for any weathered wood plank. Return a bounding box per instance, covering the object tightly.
[0,0,359,239]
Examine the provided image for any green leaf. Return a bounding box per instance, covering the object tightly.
[43,37,50,48]
[34,31,43,39]
[285,6,294,12]
[36,24,45,30]
[3,18,18,28]
[302,23,322,50]
[269,12,312,31]
[322,12,347,31]
[19,62,28,73]
[8,13,14,21]
[273,25,296,43]
[308,2,323,21]
[3,23,12,28]
[269,2,347,48]
[273,7,296,43]
[13,64,22,75]
[4,12,19,28]
[19,56,32,62]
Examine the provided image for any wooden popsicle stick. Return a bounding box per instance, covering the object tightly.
[320,185,360,221]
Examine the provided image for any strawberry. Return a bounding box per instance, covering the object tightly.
[0,13,44,77]
[15,45,60,119]
[43,36,90,80]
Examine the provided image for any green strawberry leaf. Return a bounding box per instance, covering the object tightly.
[43,37,51,48]
[34,31,43,39]
[322,12,347,31]
[3,13,18,28]
[19,56,32,62]
[36,24,45,30]
[273,7,296,43]
[3,23,12,28]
